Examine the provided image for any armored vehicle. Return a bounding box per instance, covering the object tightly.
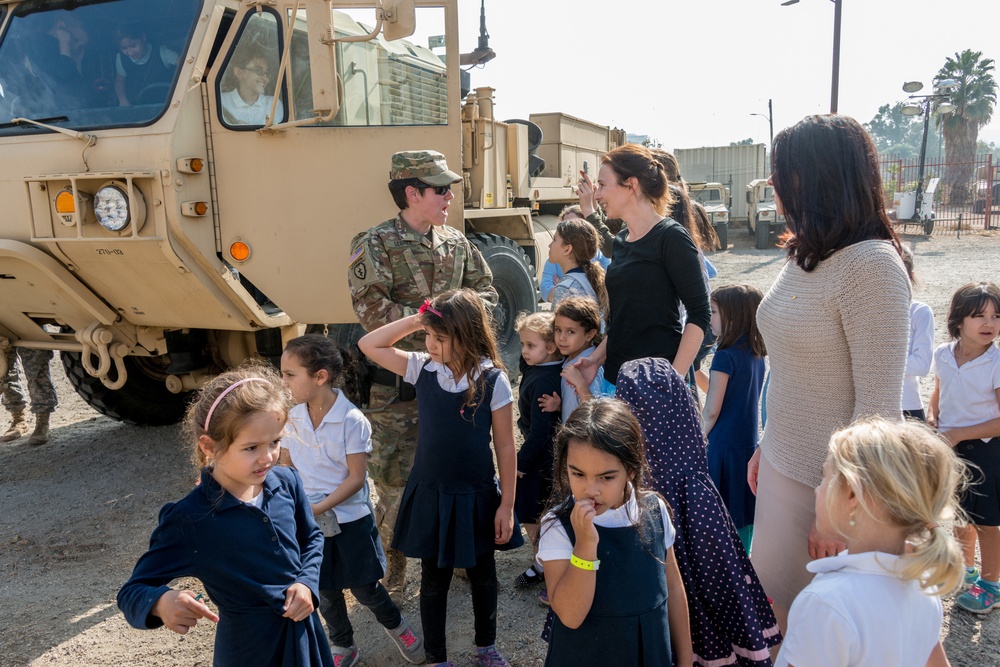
[688,182,730,250]
[745,178,784,249]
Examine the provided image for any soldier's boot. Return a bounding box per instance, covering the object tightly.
[27,412,50,446]
[1,411,27,442]
[382,548,407,606]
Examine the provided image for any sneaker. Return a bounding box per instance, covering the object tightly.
[537,588,550,606]
[514,565,544,589]
[955,579,1000,615]
[385,616,425,664]
[330,644,360,667]
[469,645,510,667]
[964,566,981,589]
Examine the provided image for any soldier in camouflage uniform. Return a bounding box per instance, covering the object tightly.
[348,150,498,603]
[2,347,57,445]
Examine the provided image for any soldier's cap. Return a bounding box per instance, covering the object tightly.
[389,150,462,187]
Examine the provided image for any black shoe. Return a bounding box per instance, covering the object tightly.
[514,565,544,588]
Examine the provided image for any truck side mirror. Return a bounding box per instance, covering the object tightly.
[304,0,340,117]
[382,0,416,41]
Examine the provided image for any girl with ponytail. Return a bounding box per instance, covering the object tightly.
[547,216,609,317]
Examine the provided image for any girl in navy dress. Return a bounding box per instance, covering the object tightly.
[118,364,334,667]
[280,335,424,666]
[538,398,692,666]
[702,284,767,553]
[359,288,523,667]
[616,357,780,666]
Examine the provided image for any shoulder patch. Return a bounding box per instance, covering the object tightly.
[352,261,367,281]
[349,245,365,266]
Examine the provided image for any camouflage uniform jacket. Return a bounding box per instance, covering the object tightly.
[349,215,498,351]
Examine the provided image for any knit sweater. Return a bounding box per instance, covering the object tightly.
[756,240,910,487]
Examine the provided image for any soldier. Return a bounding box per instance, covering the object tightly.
[348,150,498,604]
[2,348,57,445]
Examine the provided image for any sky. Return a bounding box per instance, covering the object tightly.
[454,0,1000,152]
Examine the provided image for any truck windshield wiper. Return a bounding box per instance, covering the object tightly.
[0,116,68,129]
[6,116,97,170]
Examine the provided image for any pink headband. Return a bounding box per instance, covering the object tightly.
[419,299,443,318]
[204,377,270,432]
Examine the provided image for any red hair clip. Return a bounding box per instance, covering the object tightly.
[418,299,443,318]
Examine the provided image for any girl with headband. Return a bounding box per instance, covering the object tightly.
[118,363,335,666]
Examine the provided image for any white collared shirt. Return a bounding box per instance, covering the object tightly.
[404,352,513,411]
[931,341,1000,437]
[903,301,935,411]
[283,389,373,523]
[220,88,285,125]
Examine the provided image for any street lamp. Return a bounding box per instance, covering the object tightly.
[899,79,957,220]
[782,0,842,114]
[750,98,774,149]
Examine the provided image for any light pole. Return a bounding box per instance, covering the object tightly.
[781,0,841,113]
[750,98,774,148]
[900,79,957,219]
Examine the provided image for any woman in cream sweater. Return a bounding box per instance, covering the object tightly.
[748,114,910,636]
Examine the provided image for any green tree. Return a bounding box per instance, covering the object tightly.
[729,137,754,146]
[865,103,927,158]
[936,50,997,202]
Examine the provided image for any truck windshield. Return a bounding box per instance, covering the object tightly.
[693,189,723,204]
[0,0,201,135]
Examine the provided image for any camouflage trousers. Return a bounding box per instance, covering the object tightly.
[364,383,418,551]
[2,348,57,415]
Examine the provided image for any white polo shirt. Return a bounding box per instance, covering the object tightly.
[283,389,373,523]
[903,301,935,411]
[931,342,1000,439]
[220,89,285,125]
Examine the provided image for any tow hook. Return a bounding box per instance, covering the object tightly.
[76,323,129,390]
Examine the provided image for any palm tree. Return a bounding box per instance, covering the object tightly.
[935,50,997,203]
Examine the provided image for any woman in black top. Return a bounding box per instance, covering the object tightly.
[577,144,711,389]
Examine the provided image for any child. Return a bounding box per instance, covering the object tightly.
[113,23,179,106]
[901,244,935,421]
[538,398,692,666]
[359,288,523,667]
[616,357,780,666]
[512,312,563,591]
[280,335,424,666]
[547,217,609,314]
[776,418,964,666]
[541,205,611,303]
[702,284,766,553]
[928,281,1000,613]
[542,296,605,422]
[117,364,335,666]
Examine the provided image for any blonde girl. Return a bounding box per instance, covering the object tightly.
[118,364,335,666]
[548,216,609,315]
[359,288,522,667]
[776,417,964,667]
[280,335,423,666]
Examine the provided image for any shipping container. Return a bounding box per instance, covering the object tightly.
[674,144,768,222]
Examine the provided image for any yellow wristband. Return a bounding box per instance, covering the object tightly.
[570,554,600,571]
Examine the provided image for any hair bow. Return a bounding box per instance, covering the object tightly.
[418,299,443,318]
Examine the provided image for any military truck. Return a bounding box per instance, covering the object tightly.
[688,182,730,250]
[0,0,622,425]
[745,178,784,249]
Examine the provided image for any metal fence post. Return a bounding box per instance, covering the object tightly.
[987,156,994,230]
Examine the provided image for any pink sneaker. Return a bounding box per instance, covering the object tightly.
[331,644,359,667]
[385,616,425,663]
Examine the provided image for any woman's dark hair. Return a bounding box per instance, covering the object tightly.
[711,284,766,356]
[946,281,1000,340]
[690,201,721,251]
[771,114,901,271]
[601,144,674,216]
[283,334,361,404]
[554,296,603,347]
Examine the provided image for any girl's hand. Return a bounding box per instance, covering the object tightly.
[281,583,315,622]
[570,498,599,550]
[747,448,761,496]
[926,413,938,429]
[539,392,562,413]
[152,590,219,635]
[807,520,846,560]
[494,505,514,544]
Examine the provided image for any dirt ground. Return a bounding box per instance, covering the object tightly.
[2,226,999,667]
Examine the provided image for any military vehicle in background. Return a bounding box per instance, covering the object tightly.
[688,182,731,250]
[745,178,784,249]
[0,0,623,425]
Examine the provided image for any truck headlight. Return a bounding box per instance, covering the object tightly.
[94,185,132,232]
[714,212,728,222]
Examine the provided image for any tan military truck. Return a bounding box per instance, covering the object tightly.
[745,178,784,249]
[688,182,730,250]
[0,0,623,425]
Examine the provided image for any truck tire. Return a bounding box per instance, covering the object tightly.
[469,233,539,380]
[747,214,755,235]
[713,222,728,251]
[61,352,190,425]
[755,215,771,249]
[924,216,935,236]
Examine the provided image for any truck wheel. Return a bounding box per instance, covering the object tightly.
[469,233,539,380]
[713,222,728,251]
[61,352,190,426]
[924,217,935,236]
[755,215,771,249]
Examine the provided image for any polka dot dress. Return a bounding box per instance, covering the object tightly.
[617,358,781,667]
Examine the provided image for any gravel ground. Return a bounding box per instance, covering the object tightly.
[1,226,998,666]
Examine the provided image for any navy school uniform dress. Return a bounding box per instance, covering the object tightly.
[545,494,672,667]
[117,465,333,667]
[515,360,563,525]
[616,358,780,666]
[392,359,523,567]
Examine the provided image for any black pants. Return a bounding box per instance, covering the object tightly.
[319,581,401,648]
[420,551,498,662]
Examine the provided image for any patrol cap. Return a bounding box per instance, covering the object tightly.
[389,150,463,186]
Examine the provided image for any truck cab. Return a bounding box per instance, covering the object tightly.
[745,178,784,249]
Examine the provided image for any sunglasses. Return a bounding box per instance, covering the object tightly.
[416,184,452,196]
[239,65,270,78]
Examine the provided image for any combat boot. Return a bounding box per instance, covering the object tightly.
[1,410,27,442]
[27,412,49,446]
[382,548,407,605]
